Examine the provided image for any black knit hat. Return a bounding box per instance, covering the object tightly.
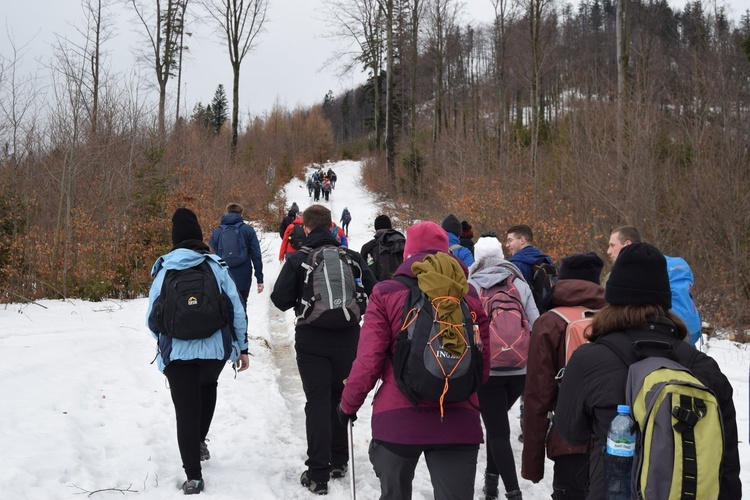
[461,220,472,233]
[374,214,392,230]
[441,214,462,237]
[172,208,203,246]
[605,242,672,309]
[559,252,604,284]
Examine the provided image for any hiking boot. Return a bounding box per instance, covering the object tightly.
[506,490,523,500]
[199,441,210,461]
[181,479,204,495]
[300,471,328,495]
[483,473,499,500]
[330,464,348,479]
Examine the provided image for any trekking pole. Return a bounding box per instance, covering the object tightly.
[348,419,356,500]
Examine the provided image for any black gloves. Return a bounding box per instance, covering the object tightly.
[337,403,357,426]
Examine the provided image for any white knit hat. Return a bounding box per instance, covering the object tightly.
[474,235,504,261]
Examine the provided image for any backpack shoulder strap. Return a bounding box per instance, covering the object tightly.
[449,243,462,252]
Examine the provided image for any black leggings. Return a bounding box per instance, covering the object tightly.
[478,375,526,492]
[164,359,225,480]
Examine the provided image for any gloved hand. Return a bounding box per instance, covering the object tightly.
[337,403,357,426]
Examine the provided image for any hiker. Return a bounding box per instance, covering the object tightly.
[270,204,376,495]
[279,205,298,239]
[338,221,491,500]
[330,221,349,247]
[555,243,741,499]
[340,207,351,236]
[521,253,605,499]
[460,220,475,256]
[327,167,336,188]
[307,176,314,197]
[606,225,703,347]
[208,203,264,310]
[360,214,405,282]
[468,234,539,500]
[322,177,332,201]
[278,213,306,262]
[505,224,553,283]
[441,213,475,267]
[313,178,322,202]
[146,208,250,495]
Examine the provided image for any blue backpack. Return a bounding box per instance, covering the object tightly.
[666,256,702,347]
[217,223,249,267]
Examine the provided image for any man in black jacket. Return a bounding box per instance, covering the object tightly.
[271,204,376,495]
[360,214,405,282]
[555,243,741,499]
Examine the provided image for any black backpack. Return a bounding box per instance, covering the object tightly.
[391,276,483,411]
[288,223,307,250]
[529,257,558,313]
[372,230,405,281]
[216,223,248,267]
[155,259,231,340]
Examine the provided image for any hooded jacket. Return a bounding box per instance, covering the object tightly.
[468,258,539,376]
[520,279,605,483]
[554,322,741,499]
[146,241,249,373]
[339,249,491,445]
[508,245,552,283]
[208,212,264,291]
[270,226,376,346]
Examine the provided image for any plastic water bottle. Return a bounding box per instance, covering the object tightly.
[604,404,636,500]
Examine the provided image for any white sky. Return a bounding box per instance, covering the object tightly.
[0,159,748,499]
[2,0,750,121]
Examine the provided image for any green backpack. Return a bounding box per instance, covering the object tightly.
[603,338,724,500]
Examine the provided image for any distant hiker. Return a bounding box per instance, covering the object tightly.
[313,178,321,202]
[278,206,298,239]
[146,208,250,496]
[606,226,702,347]
[360,214,405,282]
[208,203,264,310]
[331,221,349,247]
[270,204,376,495]
[555,243,741,499]
[322,178,332,201]
[279,214,306,262]
[521,253,605,498]
[307,176,314,197]
[340,207,351,236]
[329,169,337,189]
[460,220,475,256]
[338,221,490,500]
[469,234,539,500]
[441,213,475,268]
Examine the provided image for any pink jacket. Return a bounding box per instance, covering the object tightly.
[340,250,491,445]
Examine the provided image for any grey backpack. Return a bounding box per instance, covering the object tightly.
[295,245,367,329]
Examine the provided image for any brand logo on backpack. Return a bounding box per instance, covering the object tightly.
[295,246,367,329]
[391,275,483,420]
[155,259,232,340]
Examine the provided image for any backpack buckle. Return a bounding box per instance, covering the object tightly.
[672,405,699,428]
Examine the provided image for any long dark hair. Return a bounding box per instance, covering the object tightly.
[586,304,688,342]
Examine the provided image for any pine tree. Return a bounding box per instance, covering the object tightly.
[210,84,228,134]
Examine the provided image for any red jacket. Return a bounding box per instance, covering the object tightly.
[521,279,605,483]
[278,217,304,260]
[340,250,491,445]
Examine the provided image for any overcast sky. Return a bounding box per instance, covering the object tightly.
[3,0,750,123]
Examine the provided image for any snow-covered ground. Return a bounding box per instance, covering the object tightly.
[1,160,747,499]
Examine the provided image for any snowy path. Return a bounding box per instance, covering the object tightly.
[0,160,747,499]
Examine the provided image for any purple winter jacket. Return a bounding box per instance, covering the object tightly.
[340,249,491,445]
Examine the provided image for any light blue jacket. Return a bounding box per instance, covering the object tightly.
[146,248,249,372]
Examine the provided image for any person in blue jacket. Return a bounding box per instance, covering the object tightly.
[209,203,264,311]
[505,224,553,283]
[441,213,475,267]
[147,208,250,495]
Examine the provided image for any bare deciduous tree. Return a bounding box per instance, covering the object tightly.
[201,0,268,153]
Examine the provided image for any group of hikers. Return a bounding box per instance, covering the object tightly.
[145,202,741,498]
[307,166,337,202]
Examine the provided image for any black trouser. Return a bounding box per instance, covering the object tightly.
[164,359,226,480]
[369,440,479,500]
[341,221,350,236]
[238,288,249,311]
[295,341,357,483]
[552,454,589,500]
[478,375,526,493]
